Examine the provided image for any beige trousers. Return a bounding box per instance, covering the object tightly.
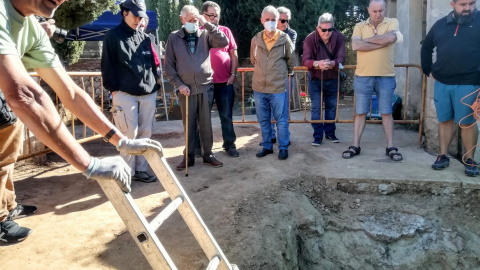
[0,121,23,222]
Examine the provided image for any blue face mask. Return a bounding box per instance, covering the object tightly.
[185,22,199,33]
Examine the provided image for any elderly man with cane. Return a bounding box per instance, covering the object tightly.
[164,5,229,172]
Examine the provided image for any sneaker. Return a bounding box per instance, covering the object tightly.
[431,155,450,170]
[312,139,323,146]
[0,219,32,243]
[326,135,340,143]
[203,155,223,168]
[464,158,479,177]
[225,148,240,157]
[8,204,37,220]
[132,171,157,183]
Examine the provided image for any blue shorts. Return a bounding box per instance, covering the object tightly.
[353,76,396,114]
[434,81,480,124]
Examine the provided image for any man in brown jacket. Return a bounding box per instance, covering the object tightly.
[251,5,295,160]
[164,5,229,171]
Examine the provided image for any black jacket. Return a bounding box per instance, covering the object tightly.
[421,9,480,85]
[101,20,159,95]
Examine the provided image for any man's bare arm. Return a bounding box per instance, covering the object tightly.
[0,55,91,171]
[227,49,238,85]
[363,31,397,46]
[35,66,123,145]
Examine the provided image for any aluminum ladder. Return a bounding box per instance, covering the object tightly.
[96,149,239,270]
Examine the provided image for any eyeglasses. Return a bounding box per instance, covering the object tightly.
[279,19,289,24]
[203,13,218,19]
[319,27,335,32]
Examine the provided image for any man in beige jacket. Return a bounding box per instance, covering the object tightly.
[250,5,295,160]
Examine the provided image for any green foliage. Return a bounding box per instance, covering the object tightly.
[147,0,182,42]
[50,0,117,66]
[52,41,86,66]
[332,0,370,41]
[53,0,118,30]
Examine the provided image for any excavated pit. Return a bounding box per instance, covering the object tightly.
[227,175,480,270]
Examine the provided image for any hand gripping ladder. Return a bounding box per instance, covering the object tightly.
[96,149,239,270]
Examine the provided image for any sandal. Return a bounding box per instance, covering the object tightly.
[386,147,403,161]
[342,146,361,159]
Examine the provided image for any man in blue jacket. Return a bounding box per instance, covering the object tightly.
[421,0,480,176]
[101,0,159,183]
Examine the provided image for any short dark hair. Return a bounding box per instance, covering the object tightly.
[202,1,221,14]
[120,6,130,17]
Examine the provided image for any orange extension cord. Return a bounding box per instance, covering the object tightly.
[459,87,480,165]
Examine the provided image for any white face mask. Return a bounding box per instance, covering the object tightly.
[185,22,199,33]
[263,21,276,32]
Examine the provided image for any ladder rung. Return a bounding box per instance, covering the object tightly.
[206,256,220,270]
[149,196,184,232]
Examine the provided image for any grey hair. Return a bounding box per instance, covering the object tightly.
[180,5,199,17]
[202,1,221,14]
[261,5,279,20]
[277,6,291,20]
[369,0,386,7]
[318,13,334,27]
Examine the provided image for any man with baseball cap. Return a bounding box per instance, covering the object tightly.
[101,0,160,183]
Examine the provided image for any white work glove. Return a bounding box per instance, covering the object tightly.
[82,156,131,193]
[116,137,163,156]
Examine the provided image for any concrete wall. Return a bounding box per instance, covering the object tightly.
[391,0,424,122]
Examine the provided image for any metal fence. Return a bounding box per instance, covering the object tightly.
[20,64,425,160]
[236,64,426,143]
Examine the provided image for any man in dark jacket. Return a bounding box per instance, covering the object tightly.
[421,0,480,176]
[302,13,346,145]
[164,5,229,171]
[101,0,159,183]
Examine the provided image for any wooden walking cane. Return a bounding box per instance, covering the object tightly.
[185,94,189,177]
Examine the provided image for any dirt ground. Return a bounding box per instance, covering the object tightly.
[2,100,480,269]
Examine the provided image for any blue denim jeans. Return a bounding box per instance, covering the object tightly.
[271,76,294,139]
[255,91,290,150]
[214,83,236,149]
[309,79,339,140]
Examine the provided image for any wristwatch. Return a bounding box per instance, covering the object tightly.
[103,128,116,142]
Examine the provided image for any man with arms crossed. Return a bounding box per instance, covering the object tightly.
[342,0,403,161]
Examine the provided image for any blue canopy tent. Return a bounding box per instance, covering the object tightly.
[67,10,158,41]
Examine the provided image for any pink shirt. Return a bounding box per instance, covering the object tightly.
[210,26,237,83]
